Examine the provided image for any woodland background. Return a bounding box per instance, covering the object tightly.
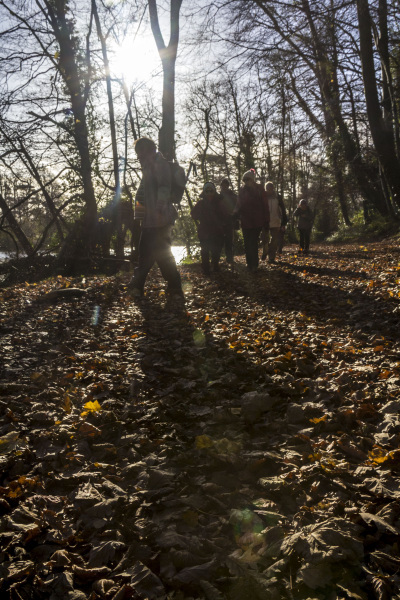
[0,0,400,264]
[1,3,400,600]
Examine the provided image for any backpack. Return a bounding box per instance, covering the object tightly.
[169,161,187,206]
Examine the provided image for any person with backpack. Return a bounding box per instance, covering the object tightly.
[191,182,228,276]
[235,169,269,272]
[293,198,314,254]
[127,137,183,299]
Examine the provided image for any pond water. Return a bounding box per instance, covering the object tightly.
[171,245,188,264]
[0,246,189,264]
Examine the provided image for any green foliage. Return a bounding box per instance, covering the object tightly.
[327,211,400,243]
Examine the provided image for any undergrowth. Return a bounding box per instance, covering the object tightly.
[326,211,400,243]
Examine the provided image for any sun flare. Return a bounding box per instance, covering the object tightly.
[111,35,161,87]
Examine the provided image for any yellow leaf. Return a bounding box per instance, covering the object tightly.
[195,435,213,449]
[62,394,72,414]
[80,400,101,417]
[369,447,389,464]
[8,487,23,498]
[54,51,60,59]
[310,415,328,424]
[320,459,337,472]
[205,314,210,322]
[374,345,384,352]
[308,452,322,462]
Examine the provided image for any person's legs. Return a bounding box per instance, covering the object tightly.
[268,227,280,262]
[299,229,305,251]
[243,228,261,270]
[261,227,269,260]
[129,228,156,294]
[200,238,211,275]
[242,228,252,268]
[154,226,182,292]
[211,235,224,272]
[278,229,285,254]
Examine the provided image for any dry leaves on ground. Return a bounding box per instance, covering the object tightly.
[0,242,399,599]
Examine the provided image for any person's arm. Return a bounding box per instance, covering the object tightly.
[191,201,202,220]
[233,191,242,218]
[134,178,145,220]
[262,189,270,226]
[279,196,288,227]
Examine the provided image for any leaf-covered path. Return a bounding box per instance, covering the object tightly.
[1,242,400,600]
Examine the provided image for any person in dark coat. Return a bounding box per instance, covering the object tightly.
[293,199,314,253]
[127,137,183,298]
[235,170,269,272]
[219,178,238,265]
[191,182,228,276]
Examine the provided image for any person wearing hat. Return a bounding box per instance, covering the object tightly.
[191,182,229,276]
[293,198,314,253]
[235,169,269,272]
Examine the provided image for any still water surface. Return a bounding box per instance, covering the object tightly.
[0,246,188,264]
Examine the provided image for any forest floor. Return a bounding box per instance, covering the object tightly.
[1,241,400,600]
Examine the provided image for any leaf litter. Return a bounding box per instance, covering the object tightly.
[0,242,400,599]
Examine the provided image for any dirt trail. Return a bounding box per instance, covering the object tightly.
[0,242,400,599]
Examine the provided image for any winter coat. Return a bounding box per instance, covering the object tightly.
[135,152,177,228]
[235,183,269,229]
[293,204,313,230]
[220,188,238,215]
[191,193,228,240]
[267,193,287,228]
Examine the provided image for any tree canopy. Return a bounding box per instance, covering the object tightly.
[0,0,399,259]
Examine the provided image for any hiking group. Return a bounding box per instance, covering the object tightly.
[127,137,314,299]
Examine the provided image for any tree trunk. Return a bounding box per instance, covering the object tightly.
[43,0,98,259]
[148,0,183,161]
[0,193,34,257]
[92,0,120,191]
[357,0,400,209]
[92,0,125,258]
[376,0,400,160]
[300,0,389,216]
[18,141,65,241]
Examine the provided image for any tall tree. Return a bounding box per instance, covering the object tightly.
[40,0,98,259]
[356,0,400,208]
[148,0,183,160]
